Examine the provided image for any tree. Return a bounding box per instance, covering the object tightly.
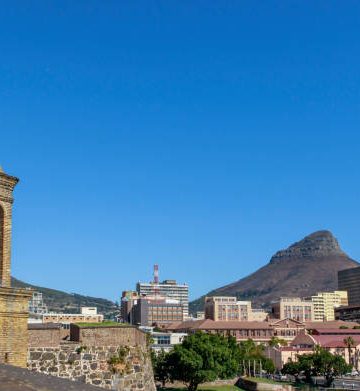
[269,337,288,348]
[151,350,171,387]
[238,339,275,375]
[166,332,241,391]
[344,336,355,368]
[282,361,301,382]
[282,347,352,387]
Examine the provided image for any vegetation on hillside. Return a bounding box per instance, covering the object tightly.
[12,277,118,318]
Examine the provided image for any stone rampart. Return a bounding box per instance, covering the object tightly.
[28,343,156,391]
[70,324,146,346]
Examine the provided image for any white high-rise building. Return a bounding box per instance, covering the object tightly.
[136,265,189,319]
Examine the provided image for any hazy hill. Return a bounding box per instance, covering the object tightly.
[190,230,359,314]
[12,277,118,317]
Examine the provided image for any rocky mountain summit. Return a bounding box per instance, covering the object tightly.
[190,230,359,313]
[270,230,345,264]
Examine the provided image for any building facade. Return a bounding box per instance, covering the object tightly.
[132,296,183,327]
[335,305,360,323]
[338,267,360,306]
[271,297,313,322]
[204,296,268,322]
[42,307,103,325]
[121,290,139,323]
[205,296,252,321]
[151,331,187,352]
[306,291,348,321]
[29,291,48,315]
[137,279,189,319]
[0,168,32,367]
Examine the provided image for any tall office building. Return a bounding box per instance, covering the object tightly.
[338,267,360,306]
[306,291,348,321]
[136,265,189,318]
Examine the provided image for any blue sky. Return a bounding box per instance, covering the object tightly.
[1,1,360,301]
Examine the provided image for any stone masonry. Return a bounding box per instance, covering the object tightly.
[28,344,156,391]
[28,325,156,391]
[0,168,32,367]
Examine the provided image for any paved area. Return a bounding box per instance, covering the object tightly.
[0,364,102,391]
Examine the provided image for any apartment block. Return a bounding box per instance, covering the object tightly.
[338,267,360,306]
[306,291,348,321]
[271,297,313,322]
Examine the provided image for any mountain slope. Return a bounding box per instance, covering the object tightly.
[190,230,359,313]
[12,277,118,317]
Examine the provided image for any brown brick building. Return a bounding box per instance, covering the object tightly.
[0,168,32,367]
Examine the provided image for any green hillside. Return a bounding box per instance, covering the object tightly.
[12,277,119,319]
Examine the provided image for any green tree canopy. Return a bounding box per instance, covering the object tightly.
[282,346,352,386]
[166,332,241,391]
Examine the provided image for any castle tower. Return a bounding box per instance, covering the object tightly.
[0,168,19,287]
[0,167,31,367]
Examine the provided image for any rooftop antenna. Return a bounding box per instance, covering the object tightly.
[154,264,159,284]
[153,264,160,301]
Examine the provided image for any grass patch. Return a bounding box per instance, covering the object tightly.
[75,321,129,328]
[245,377,292,385]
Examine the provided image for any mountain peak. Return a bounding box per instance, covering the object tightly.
[270,230,344,264]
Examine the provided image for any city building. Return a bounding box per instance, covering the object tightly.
[335,304,360,323]
[167,318,358,345]
[251,308,269,321]
[271,297,313,322]
[204,296,268,322]
[338,267,360,306]
[195,311,205,320]
[28,291,48,315]
[131,296,183,327]
[290,328,360,368]
[42,307,103,325]
[0,168,32,367]
[167,319,275,343]
[205,296,251,321]
[121,290,139,323]
[305,291,348,321]
[136,264,189,318]
[151,331,187,352]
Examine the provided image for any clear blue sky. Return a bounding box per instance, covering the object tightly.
[1,1,360,301]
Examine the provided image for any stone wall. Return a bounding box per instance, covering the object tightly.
[0,287,32,367]
[28,343,156,391]
[28,324,62,348]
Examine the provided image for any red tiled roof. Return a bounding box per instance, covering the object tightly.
[167,319,272,331]
[312,328,360,334]
[305,321,359,329]
[311,335,360,348]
